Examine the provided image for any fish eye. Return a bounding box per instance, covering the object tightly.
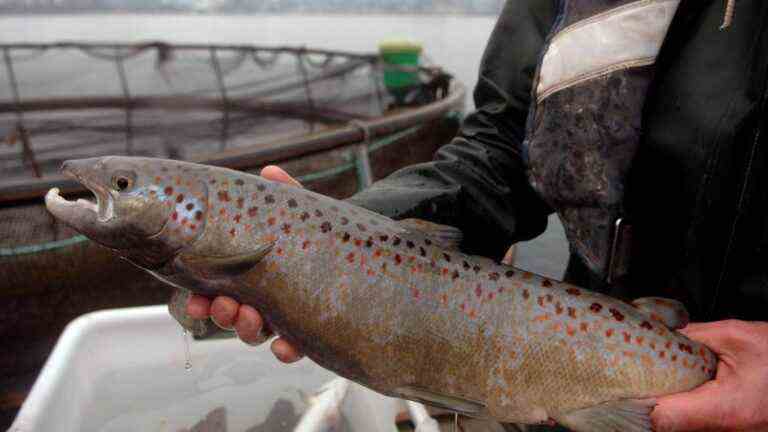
[111,174,134,192]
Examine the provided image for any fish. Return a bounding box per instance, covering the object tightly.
[45,156,717,432]
[295,378,350,432]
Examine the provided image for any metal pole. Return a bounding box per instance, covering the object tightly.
[296,49,316,133]
[209,47,230,150]
[3,47,40,178]
[114,46,134,154]
[350,120,374,190]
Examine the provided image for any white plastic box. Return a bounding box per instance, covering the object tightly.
[10,306,401,432]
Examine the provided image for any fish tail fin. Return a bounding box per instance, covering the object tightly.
[553,398,656,432]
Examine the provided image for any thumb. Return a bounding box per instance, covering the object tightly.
[261,165,302,188]
[652,381,723,431]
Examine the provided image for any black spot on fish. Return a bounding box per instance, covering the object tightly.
[379,235,389,242]
[393,237,402,246]
[342,232,351,242]
[443,253,451,262]
[462,261,470,270]
[356,223,367,232]
[419,247,426,257]
[473,265,481,273]
[300,211,310,222]
[315,209,324,217]
[341,217,349,225]
[424,238,432,246]
[505,270,515,278]
[452,270,460,280]
[186,203,194,211]
[365,238,374,248]
[257,184,266,192]
[320,221,332,233]
[265,195,275,204]
[488,272,500,281]
[234,179,244,186]
[287,198,298,208]
[406,240,415,249]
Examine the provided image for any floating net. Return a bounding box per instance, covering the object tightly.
[0,42,452,183]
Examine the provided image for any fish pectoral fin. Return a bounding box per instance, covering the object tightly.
[394,386,484,415]
[168,288,213,337]
[554,398,656,432]
[631,297,690,330]
[178,241,274,278]
[397,218,463,249]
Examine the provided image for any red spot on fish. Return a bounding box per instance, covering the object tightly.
[374,249,383,258]
[236,197,244,209]
[276,248,283,256]
[650,342,656,350]
[537,296,545,307]
[346,252,355,263]
[545,294,553,303]
[176,194,185,203]
[186,203,194,211]
[590,303,603,313]
[267,217,276,226]
[475,285,483,298]
[189,224,196,230]
[281,223,291,234]
[469,309,477,319]
[623,332,632,343]
[460,302,466,311]
[356,223,367,232]
[219,208,227,216]
[659,351,666,358]
[609,308,625,322]
[229,228,236,237]
[489,272,500,281]
[606,329,614,338]
[302,240,310,250]
[541,279,553,287]
[181,217,188,226]
[164,186,174,195]
[488,292,495,300]
[217,191,229,202]
[340,216,349,225]
[354,239,362,247]
[567,307,577,319]
[701,365,706,373]
[665,341,672,349]
[412,288,420,299]
[565,288,581,296]
[234,214,242,223]
[580,322,588,332]
[566,325,576,336]
[636,336,644,345]
[248,207,258,217]
[367,269,376,277]
[522,289,530,300]
[171,211,178,221]
[441,293,448,304]
[640,321,653,330]
[671,354,678,362]
[555,302,564,315]
[394,254,402,265]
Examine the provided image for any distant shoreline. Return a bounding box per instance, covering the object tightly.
[0,10,500,17]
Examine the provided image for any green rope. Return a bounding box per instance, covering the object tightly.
[0,120,438,257]
[0,235,89,257]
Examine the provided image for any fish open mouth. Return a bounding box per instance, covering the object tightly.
[45,167,115,223]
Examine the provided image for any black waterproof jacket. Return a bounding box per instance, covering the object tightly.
[349,0,768,322]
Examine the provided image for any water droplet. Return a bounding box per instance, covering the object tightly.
[181,327,193,371]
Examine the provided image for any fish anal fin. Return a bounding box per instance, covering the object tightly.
[631,297,690,330]
[397,218,463,249]
[178,241,274,279]
[554,398,656,432]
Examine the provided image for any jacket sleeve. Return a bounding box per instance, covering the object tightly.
[347,0,556,259]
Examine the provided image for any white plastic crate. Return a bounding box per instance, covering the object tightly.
[10,306,401,432]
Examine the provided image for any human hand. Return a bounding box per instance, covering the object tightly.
[651,320,768,431]
[186,165,304,363]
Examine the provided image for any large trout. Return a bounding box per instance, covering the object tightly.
[45,157,716,432]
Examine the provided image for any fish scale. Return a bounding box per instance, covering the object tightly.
[45,157,718,432]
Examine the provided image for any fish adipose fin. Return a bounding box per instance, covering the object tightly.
[631,297,690,330]
[397,219,463,249]
[178,241,275,279]
[554,398,656,432]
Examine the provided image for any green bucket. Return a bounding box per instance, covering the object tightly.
[379,40,422,90]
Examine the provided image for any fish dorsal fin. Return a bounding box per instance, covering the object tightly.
[631,297,690,330]
[554,398,656,432]
[397,218,463,249]
[177,241,274,279]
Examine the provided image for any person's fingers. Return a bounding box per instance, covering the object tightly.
[679,320,749,357]
[651,381,724,431]
[260,165,302,187]
[234,304,270,345]
[271,338,304,363]
[186,294,211,319]
[209,296,239,330]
